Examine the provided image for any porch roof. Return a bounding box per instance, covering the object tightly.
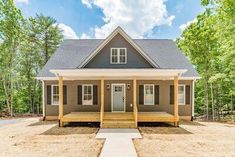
[45,68,189,80]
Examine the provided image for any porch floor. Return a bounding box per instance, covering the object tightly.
[61,112,175,123]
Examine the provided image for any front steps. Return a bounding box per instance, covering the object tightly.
[102,113,136,128]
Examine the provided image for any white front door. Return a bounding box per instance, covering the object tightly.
[112,84,125,112]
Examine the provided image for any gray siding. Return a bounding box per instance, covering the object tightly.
[44,80,192,117]
[84,34,154,68]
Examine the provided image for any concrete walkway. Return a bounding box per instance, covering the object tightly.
[96,129,142,157]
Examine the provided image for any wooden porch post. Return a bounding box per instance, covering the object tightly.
[59,76,64,127]
[174,75,179,127]
[100,79,104,128]
[133,78,138,128]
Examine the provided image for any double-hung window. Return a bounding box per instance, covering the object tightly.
[178,85,185,105]
[82,85,93,105]
[144,84,154,105]
[111,48,127,64]
[52,85,59,105]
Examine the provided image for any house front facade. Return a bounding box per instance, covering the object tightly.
[37,26,199,128]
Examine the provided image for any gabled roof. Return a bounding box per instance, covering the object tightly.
[79,26,158,68]
[37,27,199,79]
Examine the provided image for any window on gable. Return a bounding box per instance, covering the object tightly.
[111,48,127,64]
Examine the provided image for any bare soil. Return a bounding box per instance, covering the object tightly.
[134,121,235,157]
[0,118,104,157]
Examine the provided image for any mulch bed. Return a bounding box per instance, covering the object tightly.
[41,122,100,135]
[138,122,192,134]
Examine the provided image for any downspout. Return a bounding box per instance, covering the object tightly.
[191,79,195,121]
[42,80,45,120]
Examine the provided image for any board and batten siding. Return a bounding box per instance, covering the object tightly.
[84,33,154,68]
[43,80,193,117]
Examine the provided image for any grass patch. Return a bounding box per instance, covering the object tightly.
[138,122,192,134]
[41,122,100,135]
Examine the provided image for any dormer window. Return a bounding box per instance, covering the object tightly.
[110,48,127,64]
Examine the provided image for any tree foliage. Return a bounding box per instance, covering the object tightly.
[177,0,235,120]
[0,0,63,116]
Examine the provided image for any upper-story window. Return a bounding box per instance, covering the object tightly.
[110,48,127,64]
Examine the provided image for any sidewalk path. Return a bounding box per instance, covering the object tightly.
[96,129,142,157]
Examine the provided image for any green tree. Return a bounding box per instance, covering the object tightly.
[30,14,63,65]
[0,0,23,116]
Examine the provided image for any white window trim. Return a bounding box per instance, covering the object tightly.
[178,84,185,105]
[82,84,93,105]
[51,85,59,105]
[110,48,127,64]
[144,84,155,105]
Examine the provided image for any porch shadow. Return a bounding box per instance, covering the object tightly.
[41,122,100,135]
[138,122,192,134]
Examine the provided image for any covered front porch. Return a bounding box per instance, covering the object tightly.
[50,69,186,128]
[62,112,176,128]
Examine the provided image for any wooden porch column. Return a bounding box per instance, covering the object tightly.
[59,76,64,127]
[133,78,138,128]
[174,75,179,127]
[100,79,104,128]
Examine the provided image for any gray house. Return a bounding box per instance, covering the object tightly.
[37,26,199,128]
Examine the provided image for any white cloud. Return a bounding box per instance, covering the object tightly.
[57,23,79,39]
[14,0,29,4]
[81,0,175,39]
[179,18,197,32]
[81,0,92,8]
[80,33,91,39]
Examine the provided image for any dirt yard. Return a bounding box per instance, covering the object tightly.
[134,121,235,157]
[0,118,104,157]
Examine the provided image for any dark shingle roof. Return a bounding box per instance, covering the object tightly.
[37,39,199,78]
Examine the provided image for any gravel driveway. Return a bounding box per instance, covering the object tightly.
[0,119,22,127]
[134,122,235,157]
[0,118,104,157]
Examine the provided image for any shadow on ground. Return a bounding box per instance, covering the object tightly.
[41,122,100,135]
[138,122,192,134]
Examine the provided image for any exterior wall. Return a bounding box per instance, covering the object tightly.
[137,80,192,116]
[44,80,101,116]
[44,80,192,117]
[84,33,154,68]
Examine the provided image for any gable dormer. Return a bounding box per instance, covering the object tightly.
[80,27,158,69]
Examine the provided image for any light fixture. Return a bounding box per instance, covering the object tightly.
[127,84,131,90]
[106,84,110,89]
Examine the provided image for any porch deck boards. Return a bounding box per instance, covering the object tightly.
[62,112,100,122]
[138,112,175,122]
[62,112,175,123]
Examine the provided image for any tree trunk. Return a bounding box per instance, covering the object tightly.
[2,78,10,114]
[211,83,214,120]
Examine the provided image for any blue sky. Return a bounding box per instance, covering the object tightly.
[15,0,204,39]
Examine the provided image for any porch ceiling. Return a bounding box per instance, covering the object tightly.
[49,68,187,80]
